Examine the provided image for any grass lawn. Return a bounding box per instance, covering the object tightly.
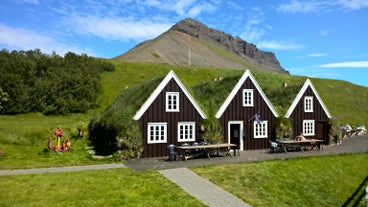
[192,153,368,207]
[1,154,367,207]
[0,113,115,170]
[0,168,206,207]
[0,139,114,170]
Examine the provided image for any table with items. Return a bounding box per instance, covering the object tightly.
[176,143,237,160]
[277,139,324,153]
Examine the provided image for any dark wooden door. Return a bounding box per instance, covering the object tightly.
[230,124,240,146]
[316,122,325,140]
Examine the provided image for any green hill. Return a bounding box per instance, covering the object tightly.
[100,61,368,127]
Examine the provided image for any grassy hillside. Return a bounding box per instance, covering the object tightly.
[99,61,368,127]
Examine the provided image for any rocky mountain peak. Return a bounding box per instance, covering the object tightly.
[171,18,287,73]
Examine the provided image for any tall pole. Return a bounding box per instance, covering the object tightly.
[188,46,191,66]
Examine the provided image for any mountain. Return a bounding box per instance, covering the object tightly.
[114,18,288,73]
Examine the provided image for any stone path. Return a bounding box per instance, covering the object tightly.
[160,167,251,207]
[0,163,125,176]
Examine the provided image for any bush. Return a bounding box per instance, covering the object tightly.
[328,118,341,144]
[274,117,293,139]
[0,49,114,115]
[200,117,223,143]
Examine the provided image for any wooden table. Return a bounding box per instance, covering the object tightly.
[177,143,237,160]
[277,139,324,153]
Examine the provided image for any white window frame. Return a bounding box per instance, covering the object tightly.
[166,92,180,112]
[303,120,315,136]
[254,121,268,138]
[147,122,167,144]
[243,89,254,107]
[304,96,313,112]
[178,122,196,142]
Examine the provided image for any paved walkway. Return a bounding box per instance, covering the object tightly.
[0,163,126,176]
[160,168,250,207]
[125,135,368,171]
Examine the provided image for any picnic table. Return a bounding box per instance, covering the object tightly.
[277,139,324,153]
[177,143,237,160]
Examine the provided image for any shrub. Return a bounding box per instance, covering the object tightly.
[200,117,223,143]
[274,117,293,140]
[328,118,341,144]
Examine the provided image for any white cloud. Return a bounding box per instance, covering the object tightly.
[320,61,368,68]
[307,53,328,57]
[239,7,267,43]
[67,16,172,41]
[172,0,197,15]
[277,0,368,13]
[319,30,329,36]
[238,7,303,51]
[19,0,40,4]
[338,0,368,9]
[0,24,91,56]
[277,0,329,13]
[150,0,217,17]
[257,40,303,50]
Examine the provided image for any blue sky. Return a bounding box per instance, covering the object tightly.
[1,0,367,87]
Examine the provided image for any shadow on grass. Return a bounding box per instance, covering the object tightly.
[342,176,368,207]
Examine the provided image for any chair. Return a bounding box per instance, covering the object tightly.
[167,144,178,161]
[182,143,191,157]
[269,140,280,153]
[191,142,203,158]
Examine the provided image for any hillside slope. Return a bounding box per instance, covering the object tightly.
[99,61,368,127]
[114,18,287,73]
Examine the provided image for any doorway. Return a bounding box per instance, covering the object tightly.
[228,121,244,151]
[317,121,326,142]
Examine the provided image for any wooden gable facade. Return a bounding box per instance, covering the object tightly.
[216,70,279,150]
[285,79,332,144]
[133,70,206,158]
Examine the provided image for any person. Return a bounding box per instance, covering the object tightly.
[64,139,71,152]
[54,126,64,148]
[48,137,54,151]
[296,132,307,141]
[77,126,84,138]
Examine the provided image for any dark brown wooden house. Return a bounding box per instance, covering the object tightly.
[133,70,206,158]
[215,70,279,150]
[285,79,332,143]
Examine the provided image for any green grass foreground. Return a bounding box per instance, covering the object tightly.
[0,154,366,207]
[192,153,368,207]
[0,168,206,207]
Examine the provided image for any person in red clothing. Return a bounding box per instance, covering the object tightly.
[54,126,64,149]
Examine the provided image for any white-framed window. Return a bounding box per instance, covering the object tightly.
[178,122,195,142]
[243,89,254,107]
[304,96,313,112]
[254,121,268,138]
[147,122,167,144]
[303,120,315,136]
[166,92,179,112]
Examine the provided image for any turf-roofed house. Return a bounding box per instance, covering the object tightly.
[285,79,332,144]
[133,70,206,158]
[215,70,279,150]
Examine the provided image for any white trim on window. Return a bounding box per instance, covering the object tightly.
[243,89,254,107]
[254,121,268,138]
[166,92,179,112]
[178,122,195,142]
[303,120,315,136]
[304,96,313,112]
[147,122,167,144]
